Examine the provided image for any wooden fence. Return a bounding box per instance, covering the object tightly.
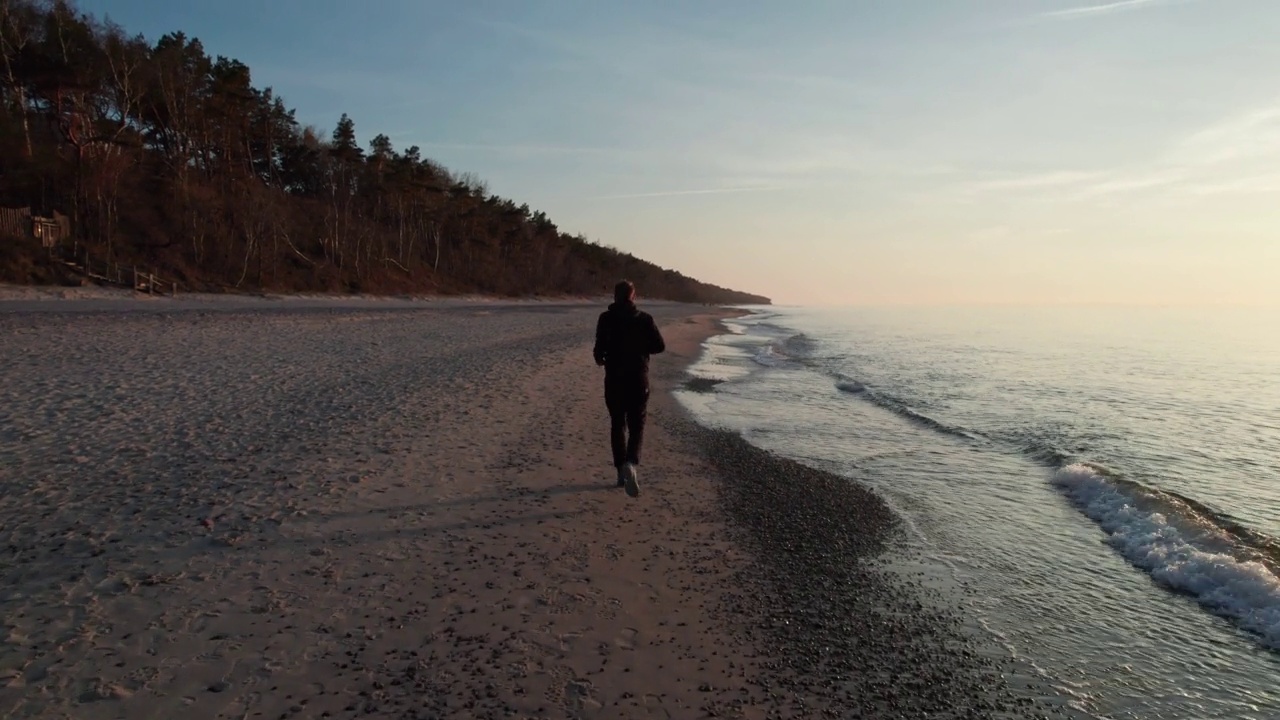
[60,246,179,296]
[0,206,31,239]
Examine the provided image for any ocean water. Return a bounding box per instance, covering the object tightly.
[676,305,1280,720]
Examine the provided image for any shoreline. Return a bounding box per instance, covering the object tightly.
[681,425,1074,717]
[662,316,1073,718]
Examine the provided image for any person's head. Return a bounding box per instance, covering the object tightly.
[614,280,636,304]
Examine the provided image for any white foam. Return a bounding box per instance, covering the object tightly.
[752,344,784,367]
[1053,464,1280,649]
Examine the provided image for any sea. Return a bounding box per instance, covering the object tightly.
[675,305,1280,720]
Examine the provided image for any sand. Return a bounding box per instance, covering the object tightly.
[0,296,1066,719]
[0,298,761,719]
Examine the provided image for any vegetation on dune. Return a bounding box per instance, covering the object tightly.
[0,0,770,304]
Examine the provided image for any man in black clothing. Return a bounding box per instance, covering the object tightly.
[593,280,665,497]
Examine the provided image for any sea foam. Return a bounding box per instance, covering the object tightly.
[1053,463,1280,649]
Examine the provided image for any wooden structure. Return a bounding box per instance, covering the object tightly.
[0,207,70,247]
[60,247,179,296]
[2,206,178,295]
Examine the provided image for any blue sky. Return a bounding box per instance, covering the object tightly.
[81,0,1280,305]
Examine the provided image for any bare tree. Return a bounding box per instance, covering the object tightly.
[0,0,37,157]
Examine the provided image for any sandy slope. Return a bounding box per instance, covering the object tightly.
[0,300,763,719]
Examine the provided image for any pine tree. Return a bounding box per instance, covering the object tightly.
[330,113,361,162]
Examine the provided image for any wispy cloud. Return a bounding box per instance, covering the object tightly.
[967,170,1108,192]
[961,167,1192,201]
[417,142,624,156]
[1041,0,1178,19]
[1075,170,1186,197]
[473,15,737,86]
[589,186,781,201]
[751,71,874,96]
[1182,173,1280,196]
[956,101,1280,202]
[1172,105,1280,165]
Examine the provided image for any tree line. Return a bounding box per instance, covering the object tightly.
[0,0,770,304]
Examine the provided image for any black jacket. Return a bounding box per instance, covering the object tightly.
[594,302,665,385]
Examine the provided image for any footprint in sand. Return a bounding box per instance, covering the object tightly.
[564,679,602,715]
[637,581,660,601]
[642,694,672,719]
[76,681,132,703]
[557,631,581,652]
[615,627,638,651]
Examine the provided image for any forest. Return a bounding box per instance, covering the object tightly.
[0,0,770,304]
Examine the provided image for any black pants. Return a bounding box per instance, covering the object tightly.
[605,381,649,468]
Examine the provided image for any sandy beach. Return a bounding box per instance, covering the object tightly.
[0,296,1061,719]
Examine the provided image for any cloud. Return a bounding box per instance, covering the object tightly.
[417,142,625,157]
[1075,170,1186,197]
[589,186,782,201]
[956,103,1280,202]
[751,71,874,96]
[1182,173,1280,196]
[967,170,1107,192]
[958,166,1187,202]
[472,15,737,86]
[1041,0,1179,19]
[1172,105,1280,165]
[706,131,904,183]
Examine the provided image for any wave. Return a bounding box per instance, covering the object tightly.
[833,374,984,442]
[1159,489,1280,568]
[752,344,786,367]
[836,378,867,394]
[753,320,792,335]
[1053,463,1280,650]
[1014,438,1077,468]
[987,425,1097,470]
[750,333,817,368]
[781,332,818,358]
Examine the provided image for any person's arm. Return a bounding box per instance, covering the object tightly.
[648,315,666,355]
[593,313,608,366]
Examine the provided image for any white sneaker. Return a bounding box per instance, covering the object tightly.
[624,462,640,498]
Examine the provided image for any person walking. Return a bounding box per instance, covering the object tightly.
[593,280,665,497]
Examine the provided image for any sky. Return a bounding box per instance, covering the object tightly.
[78,0,1280,306]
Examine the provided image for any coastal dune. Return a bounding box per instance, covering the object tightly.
[0,298,1058,719]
